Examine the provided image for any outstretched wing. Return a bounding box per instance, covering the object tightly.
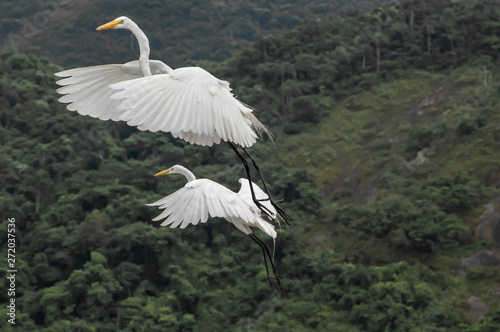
[110,67,258,147]
[237,178,277,220]
[55,60,172,121]
[147,179,257,230]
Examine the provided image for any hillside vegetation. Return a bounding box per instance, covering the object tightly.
[0,0,389,68]
[1,0,500,331]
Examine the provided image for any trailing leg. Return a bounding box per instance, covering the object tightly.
[250,233,287,295]
[241,146,293,225]
[227,142,275,218]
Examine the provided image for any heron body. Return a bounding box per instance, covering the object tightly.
[149,165,286,294]
[55,16,268,148]
[147,165,277,238]
[109,66,260,147]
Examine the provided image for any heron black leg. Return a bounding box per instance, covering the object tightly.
[241,146,293,225]
[250,234,286,285]
[249,233,287,295]
[227,142,275,218]
[249,234,277,293]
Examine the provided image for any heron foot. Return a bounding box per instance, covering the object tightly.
[268,275,288,297]
[270,200,293,226]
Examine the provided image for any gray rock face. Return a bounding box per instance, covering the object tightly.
[406,86,461,124]
[475,198,500,247]
[467,296,488,320]
[460,194,500,273]
[461,250,500,271]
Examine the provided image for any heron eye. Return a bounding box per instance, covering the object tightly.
[118,20,124,24]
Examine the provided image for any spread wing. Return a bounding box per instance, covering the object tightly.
[147,179,255,228]
[110,67,258,147]
[55,60,172,121]
[147,179,276,238]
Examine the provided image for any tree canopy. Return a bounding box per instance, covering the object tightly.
[2,0,500,331]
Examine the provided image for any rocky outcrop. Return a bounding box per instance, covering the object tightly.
[461,250,500,271]
[467,296,488,320]
[460,193,500,273]
[475,194,500,246]
[406,86,461,124]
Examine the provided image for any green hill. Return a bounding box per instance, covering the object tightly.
[0,0,390,69]
[2,0,500,331]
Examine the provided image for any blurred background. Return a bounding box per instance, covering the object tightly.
[1,0,500,330]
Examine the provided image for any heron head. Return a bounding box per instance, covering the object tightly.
[154,165,183,176]
[96,16,133,31]
[154,165,196,182]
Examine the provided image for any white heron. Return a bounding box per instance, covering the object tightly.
[55,16,291,224]
[148,165,286,293]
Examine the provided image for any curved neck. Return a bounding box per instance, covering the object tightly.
[128,22,152,77]
[176,166,196,182]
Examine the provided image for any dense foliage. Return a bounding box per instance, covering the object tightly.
[2,0,500,331]
[216,0,500,131]
[0,0,389,69]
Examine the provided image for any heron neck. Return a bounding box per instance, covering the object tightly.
[129,22,152,77]
[177,166,196,182]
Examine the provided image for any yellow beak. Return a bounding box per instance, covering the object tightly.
[96,19,123,31]
[155,168,172,176]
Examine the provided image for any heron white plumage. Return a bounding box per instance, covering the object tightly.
[54,16,292,224]
[55,17,173,121]
[147,165,276,237]
[55,16,268,148]
[148,165,286,294]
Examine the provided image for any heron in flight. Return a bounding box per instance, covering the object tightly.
[148,165,287,294]
[55,16,291,224]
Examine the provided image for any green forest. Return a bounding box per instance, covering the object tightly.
[0,0,390,68]
[2,0,500,331]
